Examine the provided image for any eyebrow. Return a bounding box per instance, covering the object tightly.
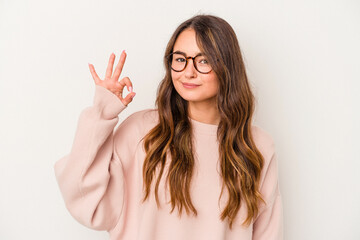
[173,50,204,57]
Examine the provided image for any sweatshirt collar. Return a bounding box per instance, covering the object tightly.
[188,117,218,136]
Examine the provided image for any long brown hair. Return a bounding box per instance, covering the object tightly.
[142,14,265,228]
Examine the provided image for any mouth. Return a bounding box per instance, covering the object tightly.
[182,82,200,89]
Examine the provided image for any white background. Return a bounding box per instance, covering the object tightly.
[0,0,359,239]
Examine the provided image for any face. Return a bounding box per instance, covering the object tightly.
[171,28,219,107]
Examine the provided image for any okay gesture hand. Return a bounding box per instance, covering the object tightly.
[88,51,136,106]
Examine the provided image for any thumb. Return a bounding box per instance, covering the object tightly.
[121,92,136,106]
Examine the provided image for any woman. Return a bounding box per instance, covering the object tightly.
[54,14,283,239]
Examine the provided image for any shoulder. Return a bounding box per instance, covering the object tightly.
[114,108,159,140]
[250,125,276,173]
[124,108,159,129]
[112,109,159,163]
[251,125,279,197]
[251,125,275,158]
[122,108,158,124]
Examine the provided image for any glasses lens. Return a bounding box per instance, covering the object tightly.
[169,53,212,73]
[194,55,212,73]
[170,53,186,72]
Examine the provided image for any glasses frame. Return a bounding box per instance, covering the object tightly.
[167,52,212,74]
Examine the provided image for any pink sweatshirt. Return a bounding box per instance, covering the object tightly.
[54,85,283,240]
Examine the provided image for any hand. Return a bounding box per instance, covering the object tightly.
[88,51,136,106]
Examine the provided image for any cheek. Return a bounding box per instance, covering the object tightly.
[206,75,219,92]
[171,71,180,82]
[171,72,182,89]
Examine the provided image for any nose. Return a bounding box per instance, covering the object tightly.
[184,58,197,79]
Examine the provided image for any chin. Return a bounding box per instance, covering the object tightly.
[178,93,211,104]
[175,90,197,101]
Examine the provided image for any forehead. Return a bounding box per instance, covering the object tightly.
[173,28,202,56]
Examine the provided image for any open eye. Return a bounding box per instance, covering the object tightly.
[175,57,186,63]
[172,53,187,63]
[197,56,209,65]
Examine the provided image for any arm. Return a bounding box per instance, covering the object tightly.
[252,142,284,240]
[54,51,136,231]
[54,85,127,231]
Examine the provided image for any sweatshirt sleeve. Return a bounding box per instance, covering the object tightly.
[54,85,127,231]
[252,142,284,240]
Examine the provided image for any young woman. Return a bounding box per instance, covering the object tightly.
[54,14,283,239]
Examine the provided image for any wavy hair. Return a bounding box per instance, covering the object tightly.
[141,14,265,228]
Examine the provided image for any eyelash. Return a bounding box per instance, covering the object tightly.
[175,57,186,62]
[174,57,209,64]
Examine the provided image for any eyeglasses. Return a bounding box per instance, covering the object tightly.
[167,52,212,74]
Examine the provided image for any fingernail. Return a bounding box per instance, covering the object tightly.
[129,86,133,92]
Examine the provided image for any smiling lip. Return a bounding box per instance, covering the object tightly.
[182,83,200,89]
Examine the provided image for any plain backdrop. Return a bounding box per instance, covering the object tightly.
[0,0,359,239]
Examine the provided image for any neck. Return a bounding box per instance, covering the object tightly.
[188,100,220,125]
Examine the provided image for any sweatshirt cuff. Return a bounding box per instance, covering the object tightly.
[93,85,127,119]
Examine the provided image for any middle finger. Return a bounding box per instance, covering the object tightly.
[105,53,115,80]
[112,50,127,82]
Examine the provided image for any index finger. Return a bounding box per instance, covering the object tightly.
[88,64,101,85]
[112,50,127,81]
